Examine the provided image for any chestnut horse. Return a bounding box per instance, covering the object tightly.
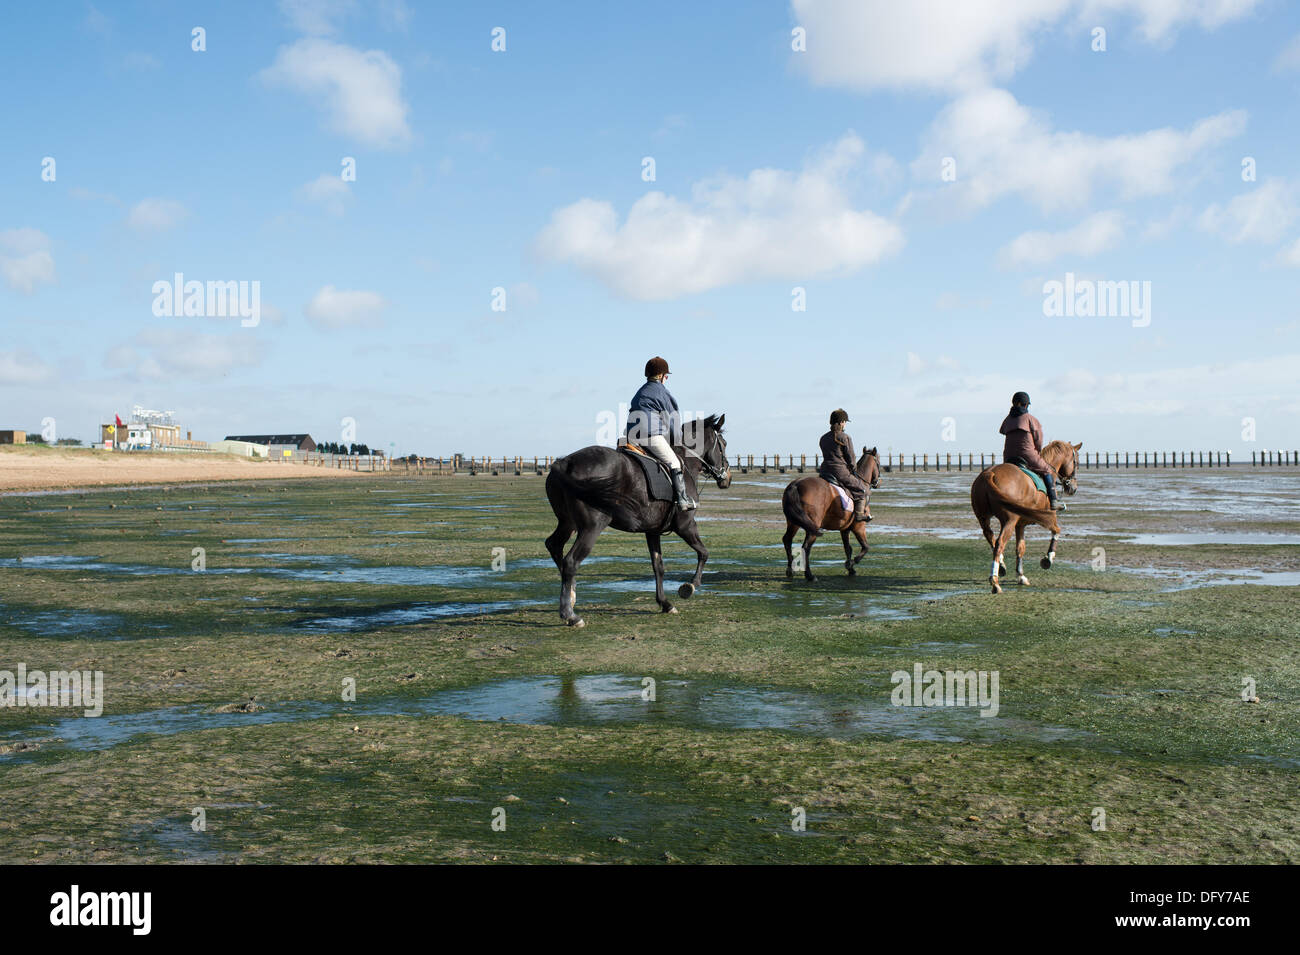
[970,440,1081,594]
[781,447,880,581]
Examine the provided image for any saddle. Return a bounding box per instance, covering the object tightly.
[618,443,675,502]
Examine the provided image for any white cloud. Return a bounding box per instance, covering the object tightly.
[906,351,962,375]
[299,173,352,215]
[791,0,1263,92]
[304,285,386,328]
[999,210,1126,267]
[1272,31,1300,71]
[106,331,260,380]
[126,198,188,231]
[0,348,54,385]
[913,88,1245,213]
[895,352,1300,418]
[1273,236,1300,268]
[1198,179,1298,243]
[260,38,411,149]
[279,0,357,35]
[0,229,56,294]
[536,133,903,300]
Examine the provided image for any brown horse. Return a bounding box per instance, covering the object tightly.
[970,440,1081,594]
[781,447,880,581]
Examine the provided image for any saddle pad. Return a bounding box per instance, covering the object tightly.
[828,481,852,511]
[1015,464,1048,494]
[619,446,675,502]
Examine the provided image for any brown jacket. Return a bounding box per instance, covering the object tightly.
[1000,411,1049,473]
[818,429,866,498]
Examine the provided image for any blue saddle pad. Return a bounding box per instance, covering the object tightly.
[1016,464,1047,494]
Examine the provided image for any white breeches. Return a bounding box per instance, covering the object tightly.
[644,434,682,472]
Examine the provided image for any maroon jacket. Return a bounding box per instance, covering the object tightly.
[1000,411,1049,473]
[818,429,866,498]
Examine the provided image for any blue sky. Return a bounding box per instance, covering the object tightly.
[2,0,1299,459]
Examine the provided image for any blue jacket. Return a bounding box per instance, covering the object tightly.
[626,379,682,444]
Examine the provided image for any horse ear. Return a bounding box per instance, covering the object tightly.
[715,414,725,429]
[1074,441,1083,450]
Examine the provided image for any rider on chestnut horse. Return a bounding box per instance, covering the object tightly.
[1000,392,1065,511]
[626,356,696,512]
[818,409,869,525]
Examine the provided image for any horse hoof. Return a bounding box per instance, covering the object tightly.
[677,582,696,599]
[806,575,817,583]
[568,617,586,628]
[1039,556,1053,570]
[998,564,1008,577]
[785,567,793,578]
[846,566,856,576]
[990,577,1001,594]
[663,604,678,614]
[1018,576,1030,586]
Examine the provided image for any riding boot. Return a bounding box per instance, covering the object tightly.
[670,469,697,512]
[852,496,869,524]
[1045,474,1065,511]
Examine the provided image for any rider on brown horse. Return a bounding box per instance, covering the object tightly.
[1000,392,1064,511]
[818,409,869,524]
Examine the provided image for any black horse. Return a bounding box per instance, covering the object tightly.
[544,414,730,627]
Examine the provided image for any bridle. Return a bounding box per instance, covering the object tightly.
[685,427,729,483]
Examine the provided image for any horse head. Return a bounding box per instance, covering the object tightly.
[1044,441,1082,495]
[857,446,880,489]
[683,413,731,489]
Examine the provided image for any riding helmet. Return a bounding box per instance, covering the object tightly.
[1012,391,1031,408]
[830,408,849,426]
[645,356,670,378]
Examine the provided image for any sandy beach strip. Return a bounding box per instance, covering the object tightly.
[0,447,376,493]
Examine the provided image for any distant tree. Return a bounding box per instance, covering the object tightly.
[56,438,82,446]
[28,434,46,444]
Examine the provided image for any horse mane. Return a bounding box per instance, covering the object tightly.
[1042,440,1071,457]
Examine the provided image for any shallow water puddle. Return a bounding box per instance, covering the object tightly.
[1120,531,1300,546]
[294,598,547,632]
[1,673,1082,761]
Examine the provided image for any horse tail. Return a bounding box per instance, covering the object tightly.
[782,481,820,534]
[999,497,1060,530]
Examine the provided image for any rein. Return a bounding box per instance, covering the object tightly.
[683,429,729,482]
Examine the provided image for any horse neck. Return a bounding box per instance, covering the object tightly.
[1041,443,1067,471]
[856,455,875,480]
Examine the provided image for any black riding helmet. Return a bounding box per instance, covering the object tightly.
[830,408,849,426]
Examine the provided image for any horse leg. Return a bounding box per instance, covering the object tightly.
[559,519,608,628]
[841,529,855,575]
[802,530,820,582]
[1015,521,1030,586]
[1040,530,1059,570]
[545,519,574,571]
[990,518,1016,594]
[850,521,869,566]
[782,521,797,578]
[674,518,708,599]
[645,531,676,614]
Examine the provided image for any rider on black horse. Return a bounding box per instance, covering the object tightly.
[817,408,869,525]
[626,356,696,512]
[1000,391,1064,511]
